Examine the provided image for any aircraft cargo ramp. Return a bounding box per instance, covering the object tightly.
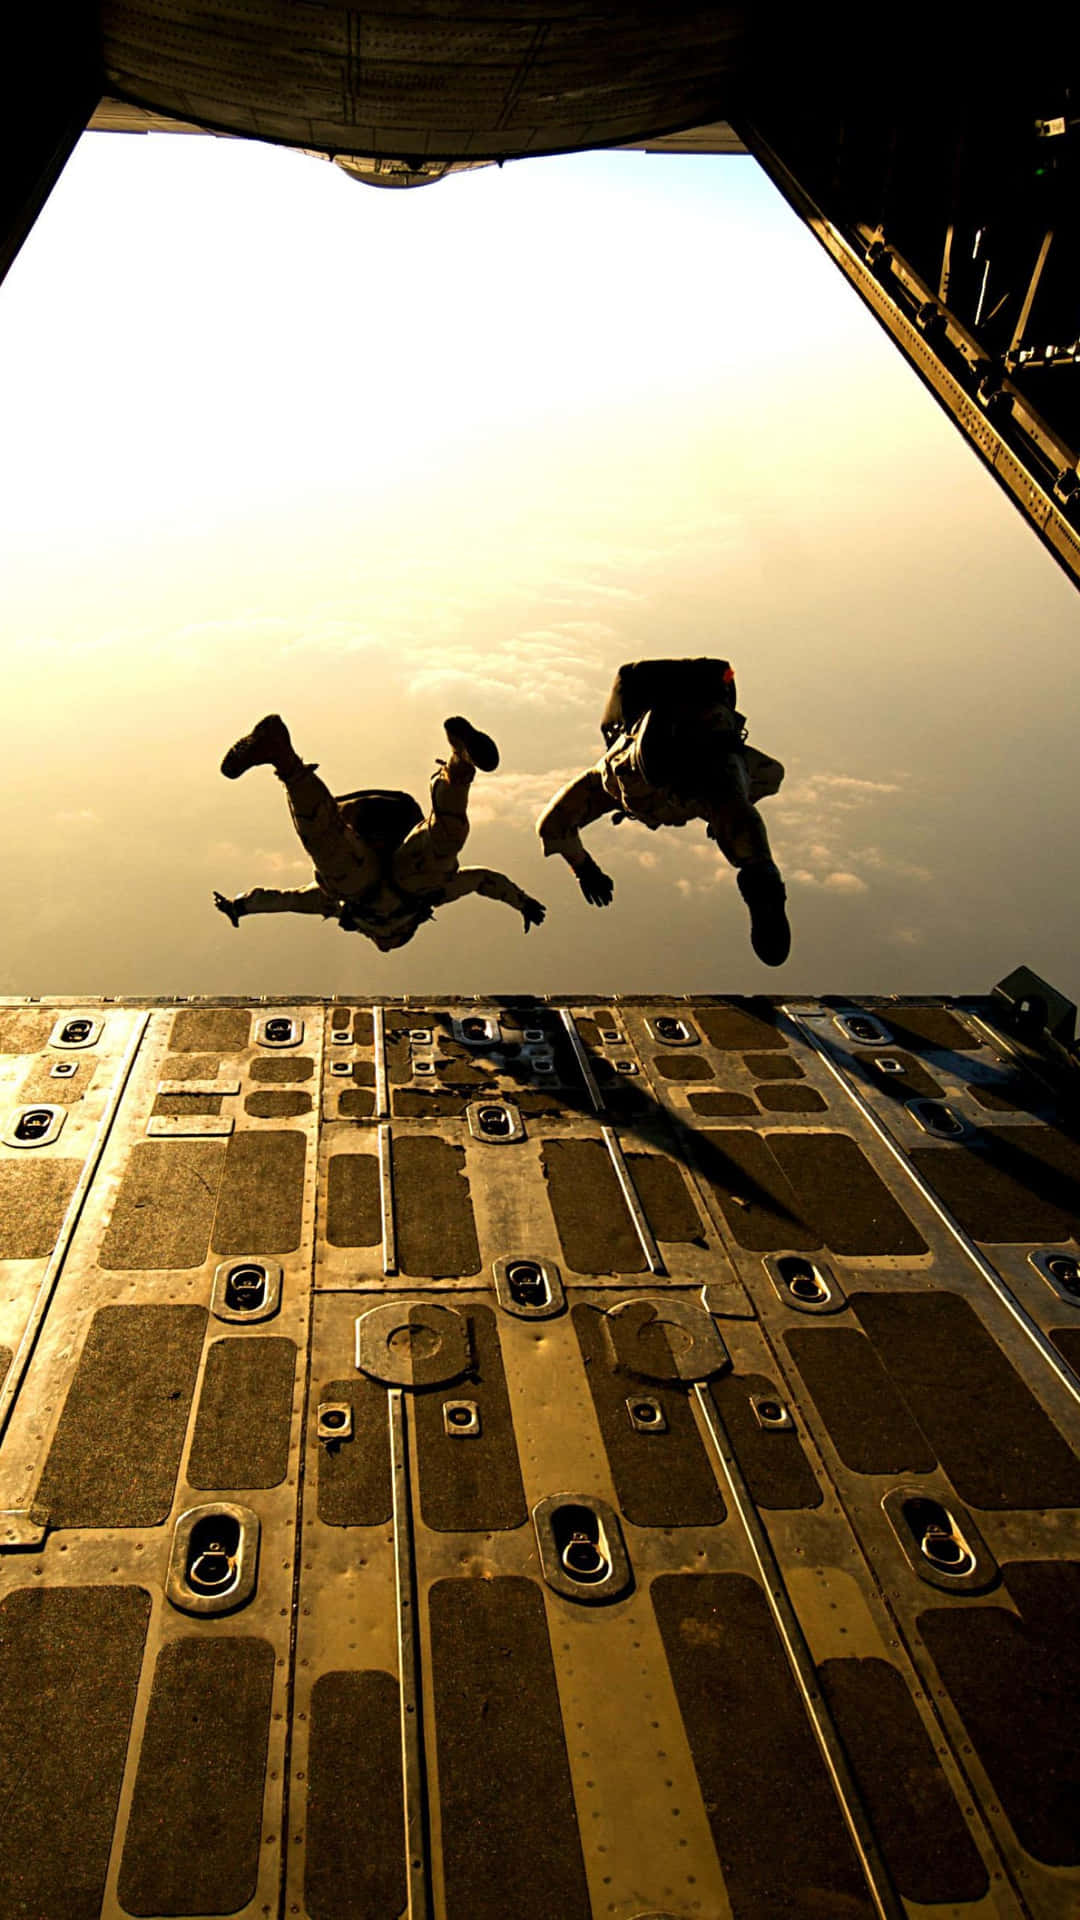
[1,985,1079,1920]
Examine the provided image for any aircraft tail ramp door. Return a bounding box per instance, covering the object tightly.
[0,982,1079,1917]
[3,7,1079,586]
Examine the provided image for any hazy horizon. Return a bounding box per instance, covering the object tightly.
[2,132,1078,1004]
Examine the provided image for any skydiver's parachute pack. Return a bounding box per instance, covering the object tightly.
[600,656,740,745]
[334,789,423,849]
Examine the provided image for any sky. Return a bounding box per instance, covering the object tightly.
[1,130,1078,1002]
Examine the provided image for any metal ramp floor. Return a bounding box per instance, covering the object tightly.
[1,988,1078,1920]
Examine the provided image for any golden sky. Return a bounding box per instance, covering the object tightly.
[1,133,1077,999]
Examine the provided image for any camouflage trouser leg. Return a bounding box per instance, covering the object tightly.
[703,750,782,872]
[283,765,381,898]
[392,758,472,895]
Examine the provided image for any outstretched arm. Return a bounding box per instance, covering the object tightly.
[435,867,546,932]
[229,884,339,918]
[536,770,616,906]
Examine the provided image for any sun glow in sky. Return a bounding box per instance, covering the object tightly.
[1,131,1078,999]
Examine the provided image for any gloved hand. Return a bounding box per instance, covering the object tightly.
[213,891,243,930]
[521,895,546,933]
[575,855,614,907]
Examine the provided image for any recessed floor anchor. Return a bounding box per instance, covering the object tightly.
[493,1255,565,1319]
[882,1487,997,1594]
[835,1011,892,1045]
[647,1014,698,1046]
[49,1013,102,1049]
[1030,1248,1080,1303]
[167,1503,260,1615]
[765,1254,845,1315]
[3,1105,65,1149]
[533,1494,632,1604]
[256,1014,303,1047]
[211,1258,282,1323]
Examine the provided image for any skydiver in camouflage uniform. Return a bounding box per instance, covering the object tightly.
[214,713,545,953]
[537,658,790,965]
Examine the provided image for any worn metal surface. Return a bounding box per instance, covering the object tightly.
[0,991,1078,1917]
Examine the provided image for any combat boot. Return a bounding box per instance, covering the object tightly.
[221,714,300,780]
[443,716,499,772]
[737,862,791,967]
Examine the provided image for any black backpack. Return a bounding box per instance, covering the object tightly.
[334,789,423,850]
[600,657,738,745]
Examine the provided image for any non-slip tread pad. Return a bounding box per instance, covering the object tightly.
[160,1053,221,1079]
[911,1125,1080,1243]
[694,1130,820,1252]
[393,1088,469,1117]
[878,1004,978,1052]
[326,1153,381,1246]
[0,1158,81,1260]
[852,1291,1080,1508]
[98,1140,225,1270]
[304,1671,406,1920]
[542,1137,644,1273]
[627,1152,705,1242]
[0,1584,150,1920]
[709,1373,822,1509]
[755,1083,827,1113]
[19,1058,92,1106]
[573,1306,724,1526]
[687,1089,758,1116]
[394,1135,481,1277]
[653,1051,714,1080]
[819,1658,988,1903]
[652,1573,874,1917]
[696,1000,789,1051]
[919,1560,1080,1864]
[316,1376,392,1525]
[744,1052,803,1080]
[37,1305,207,1527]
[249,1053,315,1082]
[152,1091,223,1116]
[118,1636,275,1916]
[415,1306,526,1531]
[784,1327,937,1476]
[430,1578,591,1920]
[212,1128,306,1253]
[0,1008,54,1053]
[338,1087,376,1118]
[768,1132,928,1256]
[187,1336,296,1489]
[244,1089,312,1117]
[169,1007,251,1052]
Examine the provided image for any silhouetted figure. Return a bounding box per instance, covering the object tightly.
[537,658,790,964]
[215,714,545,952]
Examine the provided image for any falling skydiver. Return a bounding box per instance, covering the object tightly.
[536,658,790,965]
[214,714,545,951]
